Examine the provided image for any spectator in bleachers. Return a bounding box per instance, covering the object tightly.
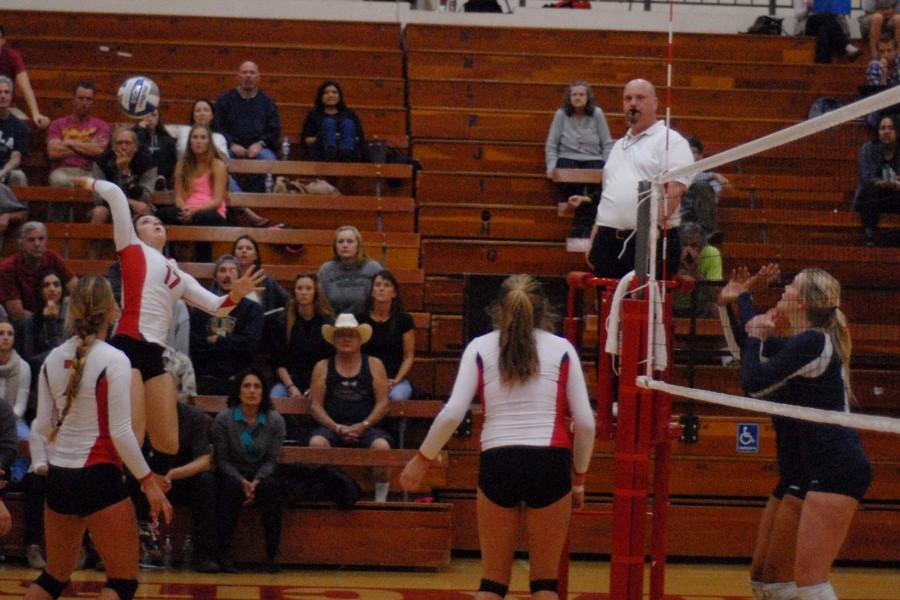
[232,234,289,314]
[545,81,614,238]
[46,81,110,188]
[0,319,29,422]
[20,268,68,377]
[359,270,415,401]
[0,320,31,487]
[176,99,230,159]
[301,80,367,162]
[866,34,900,85]
[189,255,264,394]
[162,402,219,573]
[158,125,228,229]
[318,225,382,315]
[673,222,723,318]
[682,137,726,237]
[804,0,861,63]
[271,274,335,402]
[211,367,285,573]
[214,61,281,193]
[0,397,16,537]
[0,25,49,129]
[860,0,900,58]
[0,222,77,321]
[0,75,28,187]
[177,99,269,227]
[856,114,900,246]
[90,126,156,224]
[136,108,177,189]
[309,313,393,502]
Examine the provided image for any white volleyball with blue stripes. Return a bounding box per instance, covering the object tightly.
[116,75,160,118]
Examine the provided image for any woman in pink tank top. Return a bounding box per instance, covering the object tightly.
[158,124,228,226]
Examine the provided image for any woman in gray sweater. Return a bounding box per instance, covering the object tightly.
[545,81,614,238]
[317,225,382,315]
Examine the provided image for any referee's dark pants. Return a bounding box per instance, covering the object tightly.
[588,225,680,280]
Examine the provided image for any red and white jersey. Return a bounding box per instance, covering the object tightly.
[419,329,595,474]
[36,337,150,480]
[93,180,234,346]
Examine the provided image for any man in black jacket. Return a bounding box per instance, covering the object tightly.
[189,255,264,394]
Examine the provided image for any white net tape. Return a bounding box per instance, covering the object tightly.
[659,85,900,184]
[636,376,900,435]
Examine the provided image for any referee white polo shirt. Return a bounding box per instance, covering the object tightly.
[596,120,694,230]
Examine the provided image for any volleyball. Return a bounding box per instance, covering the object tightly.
[116,75,160,118]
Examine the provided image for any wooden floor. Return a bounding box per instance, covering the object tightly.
[0,558,898,599]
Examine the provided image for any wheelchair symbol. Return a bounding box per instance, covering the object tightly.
[737,423,759,453]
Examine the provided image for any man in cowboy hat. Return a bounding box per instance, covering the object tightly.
[308,313,393,502]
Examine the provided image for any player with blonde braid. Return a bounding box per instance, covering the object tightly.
[26,276,172,600]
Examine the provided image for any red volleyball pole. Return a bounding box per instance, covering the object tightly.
[561,274,677,600]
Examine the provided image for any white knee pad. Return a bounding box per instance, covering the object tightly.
[797,581,838,600]
[764,581,798,600]
[750,579,766,600]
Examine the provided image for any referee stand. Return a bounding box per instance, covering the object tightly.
[561,271,681,600]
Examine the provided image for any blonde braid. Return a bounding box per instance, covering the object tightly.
[51,276,115,441]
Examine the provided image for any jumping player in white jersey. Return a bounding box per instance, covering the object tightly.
[401,275,595,600]
[26,275,172,600]
[73,177,264,480]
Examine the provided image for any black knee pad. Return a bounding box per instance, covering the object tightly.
[479,578,509,598]
[105,578,138,600]
[147,450,176,476]
[34,571,69,599]
[530,579,559,593]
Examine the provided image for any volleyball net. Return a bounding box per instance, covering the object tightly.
[628,85,900,430]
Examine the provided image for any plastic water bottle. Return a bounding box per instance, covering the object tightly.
[265,172,274,193]
[281,136,291,160]
[161,535,173,569]
[181,535,194,570]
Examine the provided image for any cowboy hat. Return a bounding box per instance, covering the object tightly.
[322,313,372,345]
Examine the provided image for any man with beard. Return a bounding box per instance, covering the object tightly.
[189,255,264,394]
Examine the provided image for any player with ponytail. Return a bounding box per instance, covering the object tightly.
[742,268,871,600]
[401,275,595,600]
[27,276,172,600]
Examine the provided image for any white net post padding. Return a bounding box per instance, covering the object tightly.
[637,377,900,435]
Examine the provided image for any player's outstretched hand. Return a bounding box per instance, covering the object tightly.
[718,266,751,305]
[747,263,780,294]
[228,265,267,303]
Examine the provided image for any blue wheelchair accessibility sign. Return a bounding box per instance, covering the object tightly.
[737,423,760,453]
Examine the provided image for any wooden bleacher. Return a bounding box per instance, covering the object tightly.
[5,11,899,563]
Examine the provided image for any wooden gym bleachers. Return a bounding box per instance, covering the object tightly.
[4,10,900,564]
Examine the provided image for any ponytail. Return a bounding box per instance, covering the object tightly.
[51,276,115,441]
[799,269,854,405]
[490,275,556,385]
